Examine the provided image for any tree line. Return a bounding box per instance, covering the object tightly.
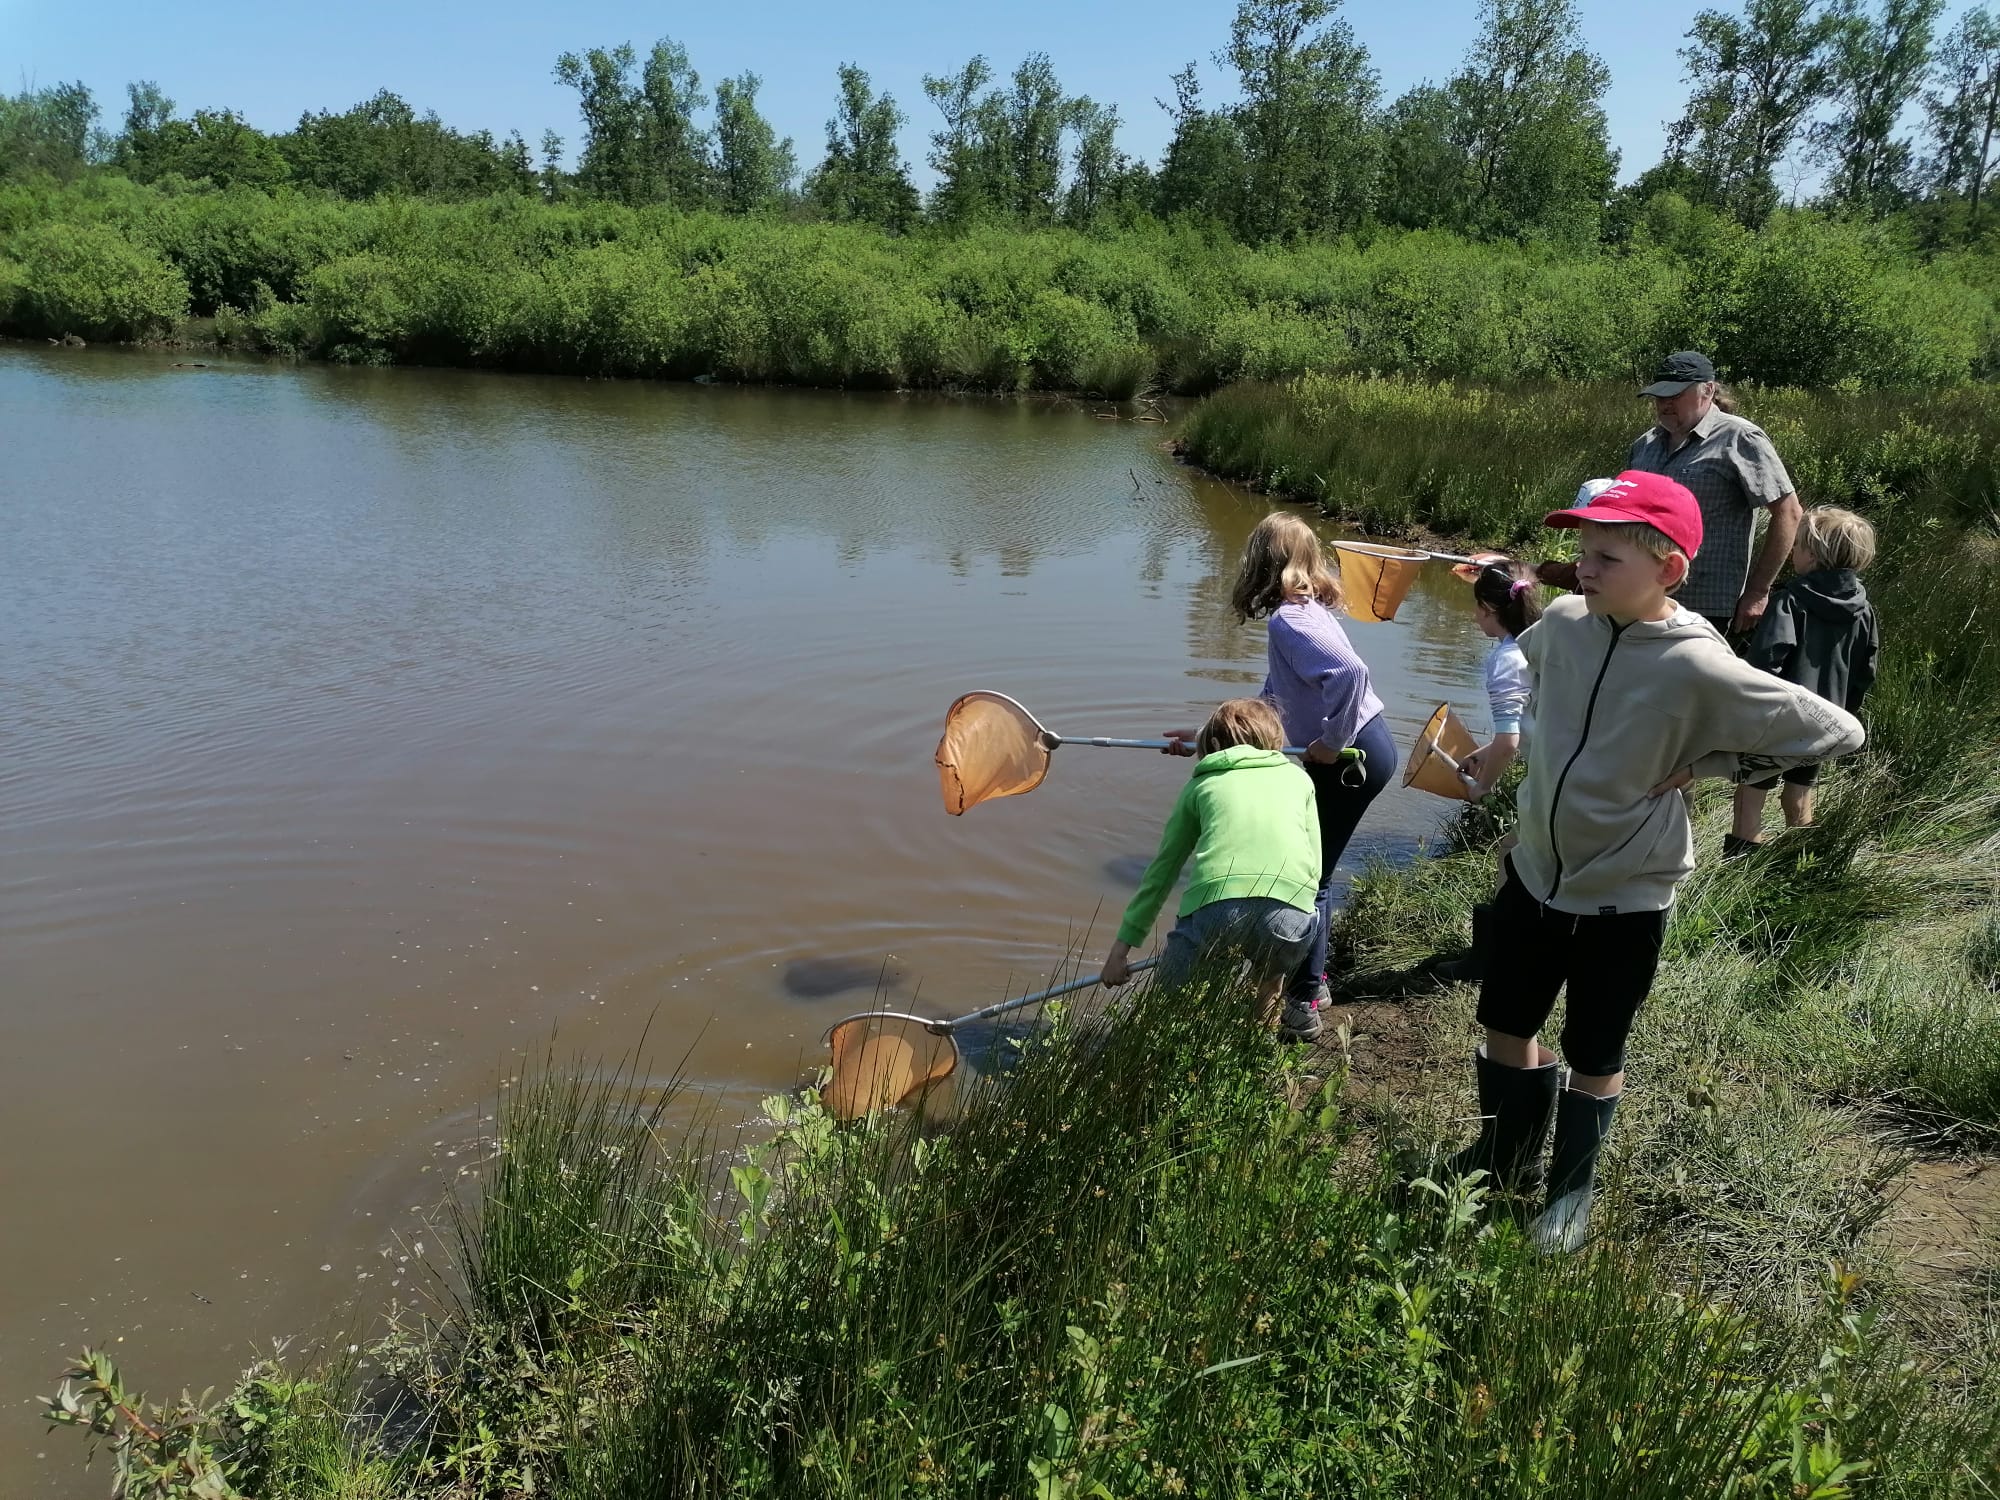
[6,0,2000,247]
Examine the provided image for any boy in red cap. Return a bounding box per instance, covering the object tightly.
[1446,470,1865,1252]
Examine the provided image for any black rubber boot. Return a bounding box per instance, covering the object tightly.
[1529,1088,1622,1254]
[1433,902,1493,983]
[1445,1049,1560,1193]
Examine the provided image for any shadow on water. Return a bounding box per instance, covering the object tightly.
[781,955,908,1000]
[1102,853,1156,887]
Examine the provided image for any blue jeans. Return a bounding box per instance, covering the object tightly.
[1287,713,1396,1004]
[1158,896,1317,987]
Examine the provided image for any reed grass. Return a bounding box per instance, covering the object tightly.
[1184,373,2000,545]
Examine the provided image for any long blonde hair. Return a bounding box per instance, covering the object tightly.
[1230,512,1341,621]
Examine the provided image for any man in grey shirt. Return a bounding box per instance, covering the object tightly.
[1629,351,1803,637]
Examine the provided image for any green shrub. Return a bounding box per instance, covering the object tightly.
[1701,216,1984,389]
[300,252,407,356]
[4,220,188,339]
[7,178,1993,391]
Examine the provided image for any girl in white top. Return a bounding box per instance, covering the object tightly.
[1460,560,1543,795]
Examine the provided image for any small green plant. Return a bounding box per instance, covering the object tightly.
[45,1349,238,1500]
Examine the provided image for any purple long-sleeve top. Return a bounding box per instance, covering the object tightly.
[1262,599,1385,752]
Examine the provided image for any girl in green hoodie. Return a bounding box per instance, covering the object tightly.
[1100,699,1321,1024]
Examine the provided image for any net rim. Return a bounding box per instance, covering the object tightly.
[1332,540,1434,561]
[821,1010,953,1044]
[946,689,1055,740]
[1402,702,1454,787]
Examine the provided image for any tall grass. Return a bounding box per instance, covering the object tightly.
[1184,373,2000,544]
[3,174,1997,391]
[207,975,1995,1498]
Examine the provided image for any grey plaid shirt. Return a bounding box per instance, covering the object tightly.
[1629,410,1795,619]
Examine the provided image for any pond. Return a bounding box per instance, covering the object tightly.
[0,346,1488,1492]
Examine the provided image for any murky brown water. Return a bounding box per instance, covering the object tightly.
[1,346,1485,1491]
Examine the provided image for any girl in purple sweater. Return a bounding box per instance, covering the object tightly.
[1169,513,1395,1040]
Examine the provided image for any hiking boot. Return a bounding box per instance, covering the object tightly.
[1529,1088,1622,1255]
[1432,902,1493,984]
[1445,1049,1560,1194]
[1278,991,1324,1042]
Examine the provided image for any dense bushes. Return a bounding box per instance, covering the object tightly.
[4,175,1997,392]
[1,219,187,340]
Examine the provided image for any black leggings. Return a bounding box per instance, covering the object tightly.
[1287,713,1396,1003]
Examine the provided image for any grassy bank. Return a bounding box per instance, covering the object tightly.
[48,376,2000,1498]
[1183,373,2000,544]
[51,989,2000,1498]
[3,175,1997,393]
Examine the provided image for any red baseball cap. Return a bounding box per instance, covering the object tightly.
[1543,469,1702,558]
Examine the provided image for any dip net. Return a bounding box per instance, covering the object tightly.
[1404,703,1480,801]
[822,1013,959,1120]
[1333,542,1429,624]
[936,691,1058,815]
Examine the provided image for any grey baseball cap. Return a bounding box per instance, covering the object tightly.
[1638,350,1717,397]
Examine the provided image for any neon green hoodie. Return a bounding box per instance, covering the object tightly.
[1116,746,1322,948]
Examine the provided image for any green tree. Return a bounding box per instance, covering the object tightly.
[555,39,711,206]
[1378,0,1613,242]
[922,56,999,222]
[1062,100,1132,224]
[1378,84,1465,230]
[1668,0,1847,225]
[539,130,567,202]
[1815,0,1944,214]
[996,54,1076,221]
[1153,64,1249,226]
[923,54,1087,224]
[0,81,100,181]
[805,64,919,231]
[278,90,533,198]
[1452,0,1615,241]
[120,80,173,144]
[1223,0,1380,241]
[555,44,647,202]
[1923,5,2000,226]
[501,131,535,193]
[639,39,712,207]
[713,72,796,212]
[121,107,291,189]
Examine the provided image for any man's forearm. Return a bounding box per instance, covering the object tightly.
[1745,494,1802,597]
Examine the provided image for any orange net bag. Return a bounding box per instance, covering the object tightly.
[1334,542,1429,624]
[936,691,1057,815]
[822,1013,959,1119]
[1403,703,1481,801]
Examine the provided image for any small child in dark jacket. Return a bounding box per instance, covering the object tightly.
[1728,507,1879,852]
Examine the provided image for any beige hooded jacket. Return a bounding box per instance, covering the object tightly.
[1512,595,1864,916]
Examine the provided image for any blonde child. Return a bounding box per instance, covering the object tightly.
[1164,513,1395,1041]
[1449,472,1865,1252]
[1727,507,1879,853]
[1101,699,1320,1023]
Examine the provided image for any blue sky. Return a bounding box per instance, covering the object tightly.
[0,0,1981,188]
